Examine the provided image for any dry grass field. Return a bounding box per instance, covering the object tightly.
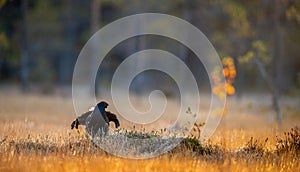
[0,89,299,172]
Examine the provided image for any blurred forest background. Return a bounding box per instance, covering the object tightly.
[0,0,300,98]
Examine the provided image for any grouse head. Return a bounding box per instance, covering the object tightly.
[96,101,109,112]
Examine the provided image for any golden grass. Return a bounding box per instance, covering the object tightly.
[0,91,299,172]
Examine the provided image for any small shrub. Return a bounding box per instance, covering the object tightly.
[276,126,300,154]
[241,137,267,155]
[180,137,215,155]
[186,107,205,139]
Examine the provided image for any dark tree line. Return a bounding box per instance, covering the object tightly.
[0,0,300,96]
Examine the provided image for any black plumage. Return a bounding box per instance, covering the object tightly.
[71,101,120,133]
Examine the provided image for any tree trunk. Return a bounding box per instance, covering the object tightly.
[133,2,147,95]
[90,0,101,95]
[21,0,29,93]
[273,0,284,94]
[60,0,75,85]
[254,56,282,126]
[177,0,191,96]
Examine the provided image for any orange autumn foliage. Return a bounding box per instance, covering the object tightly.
[211,57,237,98]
